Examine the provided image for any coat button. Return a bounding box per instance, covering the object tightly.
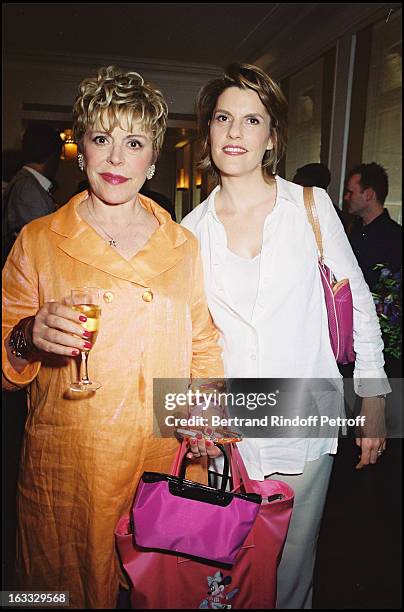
[103,291,114,303]
[142,289,153,302]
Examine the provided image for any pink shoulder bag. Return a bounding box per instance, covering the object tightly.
[303,186,355,364]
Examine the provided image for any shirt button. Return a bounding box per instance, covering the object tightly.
[103,291,114,303]
[142,289,154,302]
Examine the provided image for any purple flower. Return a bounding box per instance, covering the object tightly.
[380,267,391,279]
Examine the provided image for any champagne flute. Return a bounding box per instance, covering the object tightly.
[70,287,102,392]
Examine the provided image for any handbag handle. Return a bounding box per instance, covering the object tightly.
[227,444,256,493]
[170,441,254,494]
[179,443,229,493]
[303,186,323,261]
[171,440,188,476]
[173,442,230,493]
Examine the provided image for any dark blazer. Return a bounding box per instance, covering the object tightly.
[349,209,402,291]
[2,167,56,263]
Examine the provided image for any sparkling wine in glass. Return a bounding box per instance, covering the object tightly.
[70,287,101,392]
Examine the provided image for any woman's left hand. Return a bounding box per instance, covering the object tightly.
[355,396,387,469]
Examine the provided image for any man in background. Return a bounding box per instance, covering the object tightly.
[344,162,402,291]
[2,122,62,264]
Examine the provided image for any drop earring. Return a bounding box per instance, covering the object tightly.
[146,164,156,180]
[77,153,85,172]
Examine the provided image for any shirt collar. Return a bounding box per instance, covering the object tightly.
[23,166,52,192]
[48,190,188,286]
[205,174,297,218]
[369,208,391,224]
[50,190,185,246]
[275,174,300,203]
[206,185,221,219]
[360,208,391,230]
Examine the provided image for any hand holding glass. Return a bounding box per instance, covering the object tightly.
[70,287,101,392]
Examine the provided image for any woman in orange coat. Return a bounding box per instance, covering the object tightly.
[2,66,223,609]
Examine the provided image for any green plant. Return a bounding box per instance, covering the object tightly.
[372,264,402,359]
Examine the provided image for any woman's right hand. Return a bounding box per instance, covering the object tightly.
[32,301,92,356]
[186,434,224,460]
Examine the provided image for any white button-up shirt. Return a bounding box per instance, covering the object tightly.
[182,176,390,477]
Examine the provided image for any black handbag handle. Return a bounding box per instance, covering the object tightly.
[179,443,229,493]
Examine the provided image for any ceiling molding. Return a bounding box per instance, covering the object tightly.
[4,51,223,81]
[4,52,221,116]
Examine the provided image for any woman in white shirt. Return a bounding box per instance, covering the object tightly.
[182,63,390,609]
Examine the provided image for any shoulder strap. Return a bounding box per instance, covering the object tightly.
[303,186,323,261]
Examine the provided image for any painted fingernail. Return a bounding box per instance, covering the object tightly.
[196,433,203,440]
[206,440,213,447]
[190,439,197,444]
[82,330,91,338]
[79,315,87,322]
[83,341,92,349]
[184,437,189,443]
[72,349,80,356]
[206,427,213,435]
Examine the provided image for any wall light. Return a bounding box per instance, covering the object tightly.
[176,168,189,190]
[195,169,202,188]
[174,140,189,149]
[60,128,78,161]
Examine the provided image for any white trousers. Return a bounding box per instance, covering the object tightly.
[269,453,334,609]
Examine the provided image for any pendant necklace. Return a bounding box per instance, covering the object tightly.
[86,200,118,247]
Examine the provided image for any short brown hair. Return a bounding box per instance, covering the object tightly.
[197,63,288,178]
[73,65,168,155]
[348,162,389,205]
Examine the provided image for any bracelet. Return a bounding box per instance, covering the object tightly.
[9,316,38,361]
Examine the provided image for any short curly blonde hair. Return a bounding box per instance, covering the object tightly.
[73,65,168,155]
[197,63,288,177]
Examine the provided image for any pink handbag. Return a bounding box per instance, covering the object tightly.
[130,443,261,565]
[115,443,294,609]
[304,187,355,364]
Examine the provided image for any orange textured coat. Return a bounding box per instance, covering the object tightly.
[2,192,223,609]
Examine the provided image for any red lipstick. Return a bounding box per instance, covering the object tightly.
[100,173,129,185]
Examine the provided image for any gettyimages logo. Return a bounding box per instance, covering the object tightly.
[164,388,279,411]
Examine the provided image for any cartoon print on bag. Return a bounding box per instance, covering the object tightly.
[198,571,239,609]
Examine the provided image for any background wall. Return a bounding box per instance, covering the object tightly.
[2,4,402,221]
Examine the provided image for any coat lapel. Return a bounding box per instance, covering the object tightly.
[51,192,188,287]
